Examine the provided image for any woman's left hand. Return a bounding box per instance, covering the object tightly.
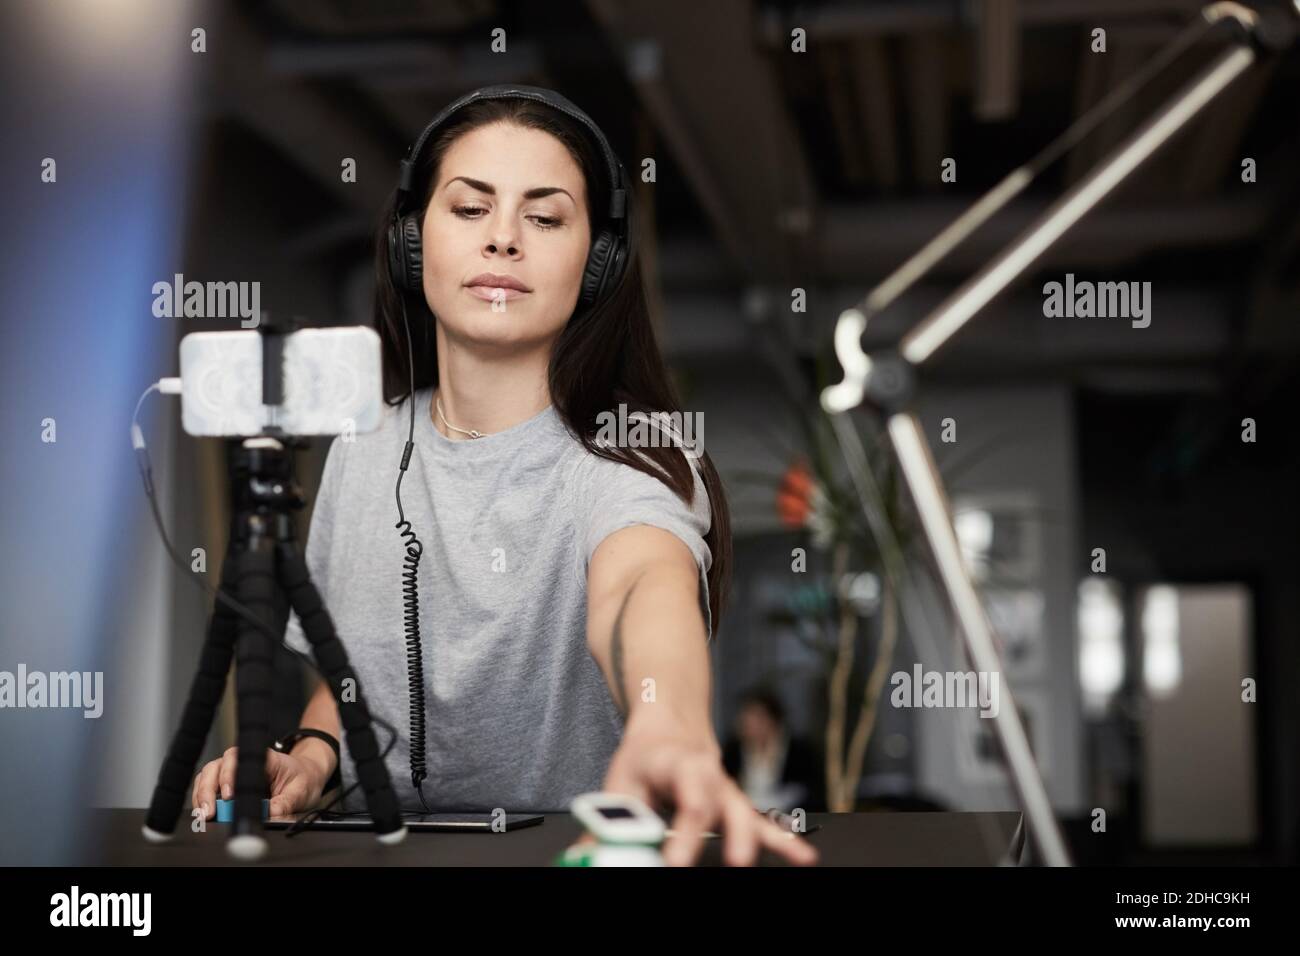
[599,715,820,867]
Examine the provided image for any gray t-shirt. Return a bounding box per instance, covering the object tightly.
[283,385,712,813]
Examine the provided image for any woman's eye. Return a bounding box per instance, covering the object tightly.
[450,205,560,230]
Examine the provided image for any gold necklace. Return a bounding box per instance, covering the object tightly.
[435,396,487,439]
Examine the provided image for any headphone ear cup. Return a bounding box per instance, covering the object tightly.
[580,229,619,307]
[387,214,424,293]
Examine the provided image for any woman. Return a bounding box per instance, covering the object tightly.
[191,87,816,867]
[723,688,827,813]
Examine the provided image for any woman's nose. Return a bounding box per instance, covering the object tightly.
[485,220,520,256]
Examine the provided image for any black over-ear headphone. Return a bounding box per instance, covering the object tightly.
[386,83,631,311]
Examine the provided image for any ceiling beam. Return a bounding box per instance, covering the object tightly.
[975,0,1021,121]
[214,6,394,216]
[820,43,870,188]
[851,36,901,189]
[266,39,545,91]
[586,0,819,280]
[756,0,1203,43]
[903,33,949,189]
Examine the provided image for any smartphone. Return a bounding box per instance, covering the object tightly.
[178,326,383,437]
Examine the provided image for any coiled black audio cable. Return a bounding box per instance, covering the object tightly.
[394,295,433,813]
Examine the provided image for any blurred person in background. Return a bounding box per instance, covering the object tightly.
[723,687,826,812]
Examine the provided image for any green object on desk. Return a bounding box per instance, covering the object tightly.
[555,845,595,867]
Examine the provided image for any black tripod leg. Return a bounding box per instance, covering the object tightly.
[277,540,405,841]
[142,547,240,840]
[227,539,278,857]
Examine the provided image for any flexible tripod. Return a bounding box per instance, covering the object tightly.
[141,320,406,859]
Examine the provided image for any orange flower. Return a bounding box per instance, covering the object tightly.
[777,458,816,528]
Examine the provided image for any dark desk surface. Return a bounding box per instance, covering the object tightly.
[85,808,1024,866]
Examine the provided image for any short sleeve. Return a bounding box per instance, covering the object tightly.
[283,436,345,658]
[580,451,714,643]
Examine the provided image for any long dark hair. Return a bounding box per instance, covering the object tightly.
[372,95,732,633]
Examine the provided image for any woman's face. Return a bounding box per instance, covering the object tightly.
[738,704,777,745]
[420,121,592,352]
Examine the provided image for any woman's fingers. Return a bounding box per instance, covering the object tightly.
[190,746,240,819]
[191,761,219,819]
[217,746,238,800]
[619,752,820,867]
[600,762,654,809]
[755,813,820,867]
[193,746,322,821]
[661,761,717,867]
[720,790,761,866]
[269,776,310,818]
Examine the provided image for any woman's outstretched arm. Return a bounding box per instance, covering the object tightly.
[586,524,818,868]
[586,524,713,740]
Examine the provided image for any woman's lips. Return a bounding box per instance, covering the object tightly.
[465,285,530,302]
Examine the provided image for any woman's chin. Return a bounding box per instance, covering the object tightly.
[441,308,556,351]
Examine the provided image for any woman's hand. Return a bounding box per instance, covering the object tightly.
[191,745,328,820]
[601,714,819,867]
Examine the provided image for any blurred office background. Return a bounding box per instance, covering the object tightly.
[3,0,1297,864]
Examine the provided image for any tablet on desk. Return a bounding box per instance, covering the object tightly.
[264,811,545,832]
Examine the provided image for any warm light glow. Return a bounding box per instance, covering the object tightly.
[1141,585,1182,697]
[28,0,191,77]
[1078,578,1124,715]
[955,509,994,580]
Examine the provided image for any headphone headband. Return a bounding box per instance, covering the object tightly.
[393,84,628,225]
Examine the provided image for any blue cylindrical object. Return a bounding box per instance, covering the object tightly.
[215,798,270,823]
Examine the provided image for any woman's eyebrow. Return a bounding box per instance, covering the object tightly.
[444,175,574,204]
